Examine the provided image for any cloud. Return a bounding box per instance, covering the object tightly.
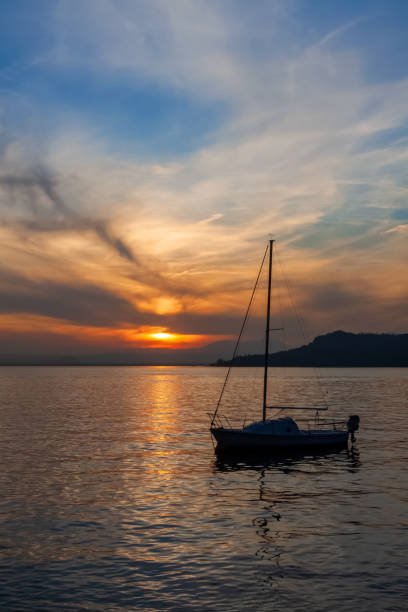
[0,266,140,327]
[0,259,259,338]
[0,164,136,263]
[385,224,408,234]
[0,0,407,352]
[304,282,370,313]
[47,0,251,103]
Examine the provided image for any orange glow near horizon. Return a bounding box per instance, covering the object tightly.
[0,314,230,352]
[127,327,213,348]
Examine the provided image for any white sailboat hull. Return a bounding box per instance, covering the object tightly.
[210,427,349,452]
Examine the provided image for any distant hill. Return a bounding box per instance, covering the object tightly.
[213,331,408,367]
[1,331,406,367]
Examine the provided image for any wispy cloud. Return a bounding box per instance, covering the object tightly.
[0,164,137,262]
[0,0,407,354]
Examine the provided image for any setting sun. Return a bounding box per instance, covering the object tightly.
[145,329,207,346]
[150,332,174,341]
[116,326,228,349]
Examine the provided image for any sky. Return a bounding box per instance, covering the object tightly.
[0,0,407,360]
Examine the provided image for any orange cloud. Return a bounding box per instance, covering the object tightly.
[0,314,228,353]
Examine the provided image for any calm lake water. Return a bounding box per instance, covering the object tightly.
[0,366,407,611]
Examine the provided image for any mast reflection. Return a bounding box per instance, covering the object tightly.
[213,443,361,473]
[211,444,361,595]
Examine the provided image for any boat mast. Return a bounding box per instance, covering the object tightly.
[262,239,274,421]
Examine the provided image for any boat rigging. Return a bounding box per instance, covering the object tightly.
[210,239,359,453]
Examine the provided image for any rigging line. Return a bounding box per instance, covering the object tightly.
[275,251,329,410]
[211,244,269,427]
[272,262,287,400]
[276,251,326,406]
[275,251,307,345]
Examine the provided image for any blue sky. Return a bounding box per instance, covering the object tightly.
[0,0,228,156]
[0,0,407,354]
[2,0,407,156]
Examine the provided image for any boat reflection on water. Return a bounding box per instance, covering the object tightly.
[211,444,362,598]
[214,442,361,473]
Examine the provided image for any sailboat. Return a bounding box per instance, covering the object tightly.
[210,240,359,453]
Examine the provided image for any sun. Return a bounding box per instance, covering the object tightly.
[150,332,174,341]
[146,329,205,347]
[122,326,229,348]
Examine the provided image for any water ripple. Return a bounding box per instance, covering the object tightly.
[0,366,407,611]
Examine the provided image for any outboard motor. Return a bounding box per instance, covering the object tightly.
[347,415,360,441]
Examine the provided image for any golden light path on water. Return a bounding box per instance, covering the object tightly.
[0,366,407,610]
